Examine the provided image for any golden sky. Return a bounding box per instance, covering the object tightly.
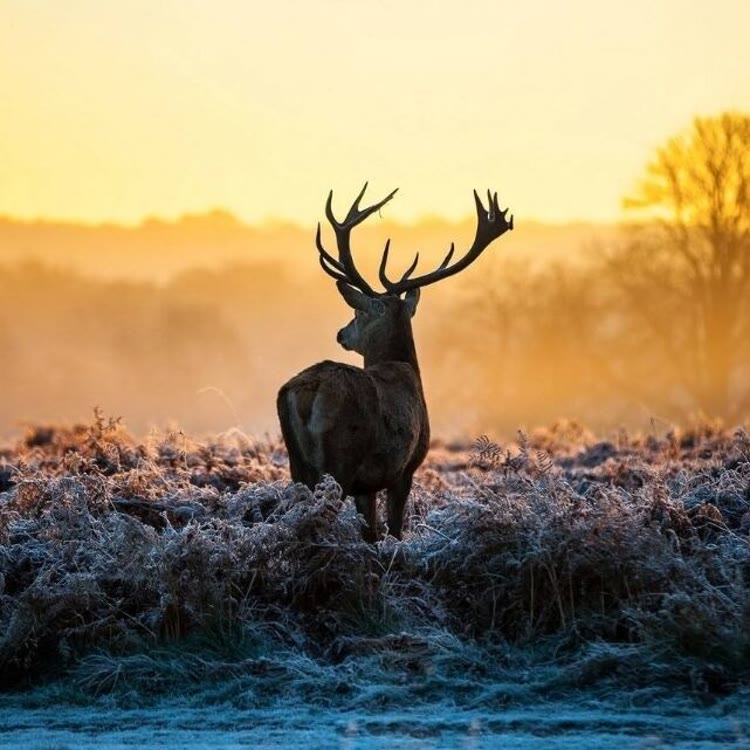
[2,0,749,225]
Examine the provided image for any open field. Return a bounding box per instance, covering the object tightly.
[1,418,749,684]
[1,418,749,746]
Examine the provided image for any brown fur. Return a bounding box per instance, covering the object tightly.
[277,297,429,541]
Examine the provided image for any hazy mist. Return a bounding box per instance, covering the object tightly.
[2,210,745,440]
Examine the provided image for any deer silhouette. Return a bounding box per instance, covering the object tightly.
[278,185,513,541]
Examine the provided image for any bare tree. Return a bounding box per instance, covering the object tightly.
[607,112,750,421]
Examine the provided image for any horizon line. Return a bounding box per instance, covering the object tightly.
[0,208,625,231]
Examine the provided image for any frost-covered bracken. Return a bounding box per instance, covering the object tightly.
[0,416,749,702]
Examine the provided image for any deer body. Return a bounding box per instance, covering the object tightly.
[278,359,428,540]
[278,185,512,541]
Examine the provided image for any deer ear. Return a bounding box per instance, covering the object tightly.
[336,280,371,311]
[404,287,420,317]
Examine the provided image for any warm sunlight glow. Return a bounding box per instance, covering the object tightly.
[2,0,749,225]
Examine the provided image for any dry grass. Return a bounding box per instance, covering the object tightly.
[1,415,749,702]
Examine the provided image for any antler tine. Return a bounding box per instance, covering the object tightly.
[325,183,399,228]
[438,243,455,270]
[345,184,399,226]
[399,252,420,282]
[378,242,393,290]
[315,222,345,272]
[316,220,358,285]
[317,184,398,296]
[380,188,513,295]
[473,189,486,220]
[379,245,421,289]
[348,182,370,217]
[318,253,349,283]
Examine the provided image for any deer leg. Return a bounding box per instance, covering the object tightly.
[286,454,316,489]
[354,493,378,543]
[286,451,321,491]
[386,475,413,540]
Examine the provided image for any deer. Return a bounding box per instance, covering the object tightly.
[277,184,513,541]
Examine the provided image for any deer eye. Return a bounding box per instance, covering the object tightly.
[370,300,385,316]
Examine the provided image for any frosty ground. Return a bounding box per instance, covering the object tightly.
[2,698,749,749]
[1,418,749,746]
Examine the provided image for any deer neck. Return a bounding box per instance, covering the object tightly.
[364,320,421,377]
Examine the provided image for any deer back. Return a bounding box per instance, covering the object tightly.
[278,359,428,495]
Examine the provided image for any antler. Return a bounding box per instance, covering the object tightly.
[316,183,397,296]
[378,190,513,294]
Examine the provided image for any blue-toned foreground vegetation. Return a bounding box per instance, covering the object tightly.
[1,416,749,715]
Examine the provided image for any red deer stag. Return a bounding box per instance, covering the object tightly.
[277,184,513,541]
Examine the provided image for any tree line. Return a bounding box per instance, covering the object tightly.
[436,112,750,432]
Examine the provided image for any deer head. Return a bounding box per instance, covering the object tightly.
[316,183,513,365]
[335,281,420,358]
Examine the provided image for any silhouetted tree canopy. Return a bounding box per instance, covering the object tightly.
[434,112,750,431]
[611,112,750,419]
